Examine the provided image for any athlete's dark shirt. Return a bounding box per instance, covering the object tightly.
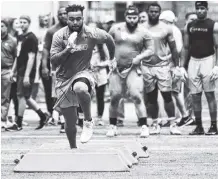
[17,32,38,78]
[187,18,215,58]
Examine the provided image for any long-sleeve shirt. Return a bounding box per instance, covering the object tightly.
[50,25,115,80]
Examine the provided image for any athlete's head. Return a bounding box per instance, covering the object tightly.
[185,12,197,25]
[58,7,67,26]
[19,15,31,33]
[148,3,162,25]
[159,10,176,25]
[124,5,139,31]
[139,11,148,24]
[66,5,85,32]
[195,1,208,20]
[1,20,8,39]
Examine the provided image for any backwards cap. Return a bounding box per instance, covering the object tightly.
[195,1,208,9]
[125,5,139,16]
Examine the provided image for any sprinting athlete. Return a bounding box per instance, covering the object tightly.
[181,1,218,135]
[106,5,154,138]
[50,5,115,148]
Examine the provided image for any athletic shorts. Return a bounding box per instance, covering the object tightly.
[141,65,172,93]
[17,76,34,98]
[188,55,216,94]
[109,67,144,98]
[53,70,96,111]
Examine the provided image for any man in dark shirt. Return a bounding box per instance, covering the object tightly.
[7,15,49,131]
[1,20,17,128]
[181,1,218,135]
[40,7,67,130]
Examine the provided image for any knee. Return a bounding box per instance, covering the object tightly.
[110,94,121,106]
[161,92,173,103]
[73,82,89,94]
[131,95,142,104]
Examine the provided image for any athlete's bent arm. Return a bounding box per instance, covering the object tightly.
[180,25,190,67]
[167,27,180,67]
[103,34,115,60]
[213,22,218,66]
[50,32,71,68]
[133,34,154,64]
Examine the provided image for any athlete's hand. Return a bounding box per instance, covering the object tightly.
[108,58,117,71]
[23,76,30,87]
[41,66,49,79]
[179,67,188,82]
[210,66,218,81]
[67,32,78,49]
[9,71,16,82]
[132,56,141,65]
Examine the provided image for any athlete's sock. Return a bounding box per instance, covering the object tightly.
[210,111,217,126]
[138,117,147,126]
[36,109,45,119]
[110,118,117,125]
[17,116,23,128]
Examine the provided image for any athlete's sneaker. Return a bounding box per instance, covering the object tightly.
[106,125,118,137]
[35,113,49,130]
[117,119,124,127]
[177,116,194,127]
[170,124,181,135]
[205,125,218,135]
[5,124,23,131]
[95,117,104,126]
[150,123,161,135]
[189,126,205,135]
[140,125,149,138]
[22,121,29,126]
[60,123,65,133]
[80,120,94,143]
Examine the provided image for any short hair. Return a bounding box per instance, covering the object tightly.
[148,2,162,12]
[185,12,196,20]
[66,5,85,14]
[1,19,8,27]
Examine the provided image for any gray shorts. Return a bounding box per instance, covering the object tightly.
[188,55,215,94]
[54,70,96,111]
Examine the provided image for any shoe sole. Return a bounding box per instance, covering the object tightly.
[205,133,218,135]
[189,133,205,135]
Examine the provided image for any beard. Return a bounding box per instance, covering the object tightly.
[126,22,138,32]
[148,16,159,25]
[69,24,83,33]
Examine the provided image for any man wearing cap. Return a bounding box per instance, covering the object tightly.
[142,3,185,135]
[106,5,154,138]
[1,20,17,129]
[181,1,218,135]
[6,15,49,131]
[159,10,194,128]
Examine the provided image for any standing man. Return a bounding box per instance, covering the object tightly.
[106,5,154,138]
[7,15,49,131]
[1,20,17,128]
[181,1,218,135]
[142,3,186,135]
[50,5,115,148]
[41,6,68,132]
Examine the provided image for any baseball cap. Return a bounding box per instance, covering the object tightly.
[159,10,176,23]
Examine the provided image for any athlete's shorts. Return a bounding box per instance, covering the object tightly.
[141,65,172,93]
[109,67,143,98]
[188,55,216,94]
[54,70,96,111]
[17,76,34,98]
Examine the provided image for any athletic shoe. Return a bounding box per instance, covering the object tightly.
[205,125,218,135]
[106,125,118,137]
[170,124,181,135]
[189,120,196,125]
[35,113,49,130]
[22,121,29,126]
[95,117,104,126]
[60,123,65,133]
[140,125,149,138]
[117,119,124,127]
[5,124,22,131]
[150,123,161,135]
[80,120,94,143]
[177,116,194,127]
[189,126,205,135]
